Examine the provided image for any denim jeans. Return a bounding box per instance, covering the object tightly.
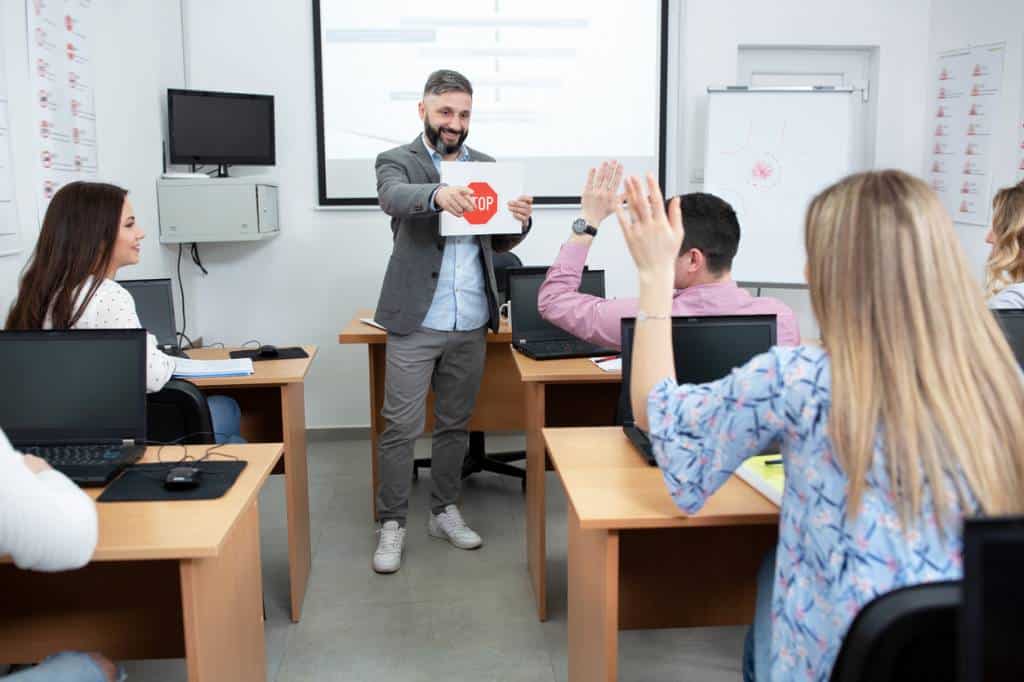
[207,395,246,445]
[743,546,777,682]
[4,652,124,681]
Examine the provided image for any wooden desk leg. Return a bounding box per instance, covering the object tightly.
[282,382,312,623]
[568,501,618,682]
[369,345,384,518]
[525,382,547,621]
[180,500,266,682]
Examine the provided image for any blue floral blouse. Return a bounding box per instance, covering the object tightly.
[647,345,972,681]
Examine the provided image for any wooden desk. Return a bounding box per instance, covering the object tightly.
[512,349,623,621]
[185,346,317,623]
[545,427,779,682]
[339,310,524,514]
[0,444,283,681]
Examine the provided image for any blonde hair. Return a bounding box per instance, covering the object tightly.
[985,181,1024,295]
[805,170,1024,525]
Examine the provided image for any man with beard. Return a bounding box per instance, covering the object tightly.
[371,69,533,574]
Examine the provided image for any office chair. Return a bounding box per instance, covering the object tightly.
[413,251,527,490]
[829,581,960,682]
[147,379,216,445]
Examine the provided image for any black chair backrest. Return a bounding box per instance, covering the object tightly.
[829,581,960,682]
[493,251,523,305]
[146,379,216,445]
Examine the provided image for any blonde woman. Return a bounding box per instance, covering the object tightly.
[985,180,1024,307]
[617,171,1024,681]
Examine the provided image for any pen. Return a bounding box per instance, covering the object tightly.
[595,355,620,363]
[764,457,783,466]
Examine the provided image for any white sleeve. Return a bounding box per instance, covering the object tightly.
[91,283,175,392]
[0,432,98,571]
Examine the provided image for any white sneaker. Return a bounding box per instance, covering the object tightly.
[428,505,483,550]
[373,521,406,574]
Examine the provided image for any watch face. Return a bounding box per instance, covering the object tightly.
[572,217,586,234]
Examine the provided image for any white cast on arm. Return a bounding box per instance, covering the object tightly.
[0,431,98,571]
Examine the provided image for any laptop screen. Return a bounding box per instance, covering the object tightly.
[963,516,1024,682]
[0,330,147,444]
[509,268,606,342]
[618,315,777,426]
[119,278,177,348]
[993,309,1024,369]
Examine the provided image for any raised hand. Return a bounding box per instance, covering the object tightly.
[581,160,625,226]
[615,173,684,282]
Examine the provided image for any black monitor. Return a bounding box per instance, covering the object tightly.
[618,315,777,426]
[993,309,1024,368]
[118,278,177,349]
[168,88,275,166]
[508,266,605,340]
[962,516,1024,682]
[0,330,147,445]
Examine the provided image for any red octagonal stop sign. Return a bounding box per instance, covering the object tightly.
[464,182,498,225]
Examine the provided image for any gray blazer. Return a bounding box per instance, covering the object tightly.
[374,135,530,335]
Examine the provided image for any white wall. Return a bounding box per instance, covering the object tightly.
[0,0,200,335]
[929,0,1024,275]
[178,0,942,428]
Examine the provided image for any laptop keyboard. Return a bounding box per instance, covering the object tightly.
[22,444,125,466]
[525,339,604,356]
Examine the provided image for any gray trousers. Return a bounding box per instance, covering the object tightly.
[376,326,487,524]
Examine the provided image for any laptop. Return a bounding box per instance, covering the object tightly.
[119,277,186,356]
[993,309,1024,368]
[0,329,148,486]
[619,315,777,465]
[962,516,1024,682]
[509,267,617,360]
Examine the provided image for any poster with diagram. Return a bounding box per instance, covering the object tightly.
[26,0,99,222]
[928,43,1005,226]
[0,20,21,254]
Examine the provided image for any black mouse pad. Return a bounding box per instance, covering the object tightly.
[228,347,309,361]
[97,461,247,502]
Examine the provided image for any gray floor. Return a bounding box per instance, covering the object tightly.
[122,434,747,681]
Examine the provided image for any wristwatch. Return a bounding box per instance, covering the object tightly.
[571,217,598,237]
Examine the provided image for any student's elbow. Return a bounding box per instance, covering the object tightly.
[57,497,98,569]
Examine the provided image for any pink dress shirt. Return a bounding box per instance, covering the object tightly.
[537,241,801,351]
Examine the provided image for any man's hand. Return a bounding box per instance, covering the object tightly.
[507,195,534,225]
[22,454,52,474]
[435,185,476,217]
[581,161,625,227]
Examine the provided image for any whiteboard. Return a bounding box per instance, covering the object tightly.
[703,90,856,285]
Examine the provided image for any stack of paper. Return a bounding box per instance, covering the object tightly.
[736,455,785,506]
[173,357,254,378]
[589,356,622,372]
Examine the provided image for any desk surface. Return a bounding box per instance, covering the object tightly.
[84,443,283,561]
[339,308,512,344]
[511,347,621,383]
[185,346,317,386]
[544,427,778,530]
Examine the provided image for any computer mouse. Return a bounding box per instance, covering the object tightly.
[257,344,280,359]
[164,465,202,490]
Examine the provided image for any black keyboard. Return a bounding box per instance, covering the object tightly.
[519,338,615,359]
[22,444,126,466]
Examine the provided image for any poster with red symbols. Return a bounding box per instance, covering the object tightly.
[0,22,21,255]
[26,0,98,222]
[928,43,1005,226]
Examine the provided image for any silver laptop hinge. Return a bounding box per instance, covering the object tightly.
[122,439,136,447]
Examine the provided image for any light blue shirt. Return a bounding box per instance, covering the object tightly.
[421,136,490,332]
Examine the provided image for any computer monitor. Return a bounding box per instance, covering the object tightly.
[993,309,1024,368]
[0,330,147,445]
[119,278,178,349]
[962,516,1024,682]
[618,315,777,426]
[508,267,605,340]
[168,88,275,166]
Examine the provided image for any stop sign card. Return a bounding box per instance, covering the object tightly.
[439,161,525,236]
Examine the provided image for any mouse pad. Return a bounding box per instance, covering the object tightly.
[97,461,247,502]
[228,347,309,361]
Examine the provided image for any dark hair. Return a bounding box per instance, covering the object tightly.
[423,69,473,97]
[6,181,128,330]
[677,193,740,275]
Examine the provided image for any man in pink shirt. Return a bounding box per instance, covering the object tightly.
[538,161,800,350]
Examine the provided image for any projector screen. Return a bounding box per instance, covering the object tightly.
[312,0,668,206]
